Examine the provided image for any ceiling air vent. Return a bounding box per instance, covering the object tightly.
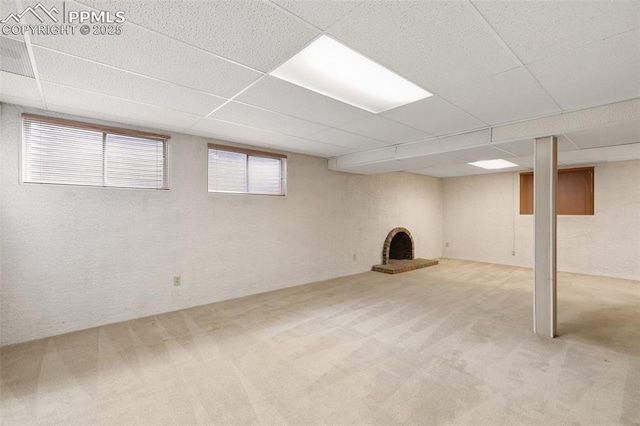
[0,35,35,78]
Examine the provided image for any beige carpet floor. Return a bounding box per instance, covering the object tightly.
[1,259,639,425]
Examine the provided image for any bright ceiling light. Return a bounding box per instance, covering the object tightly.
[270,35,432,114]
[468,159,519,170]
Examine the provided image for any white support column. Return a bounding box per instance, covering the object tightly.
[533,136,557,338]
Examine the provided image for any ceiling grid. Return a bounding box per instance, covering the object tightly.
[0,0,637,176]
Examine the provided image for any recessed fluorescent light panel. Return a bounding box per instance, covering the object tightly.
[270,35,432,114]
[468,159,518,170]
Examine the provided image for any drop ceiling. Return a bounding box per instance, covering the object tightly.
[0,0,638,177]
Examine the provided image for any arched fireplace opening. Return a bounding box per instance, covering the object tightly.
[389,232,413,261]
[382,227,414,265]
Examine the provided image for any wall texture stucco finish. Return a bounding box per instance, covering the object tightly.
[442,161,640,280]
[0,104,443,346]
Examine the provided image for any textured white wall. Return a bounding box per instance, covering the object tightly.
[442,161,640,280]
[0,104,443,346]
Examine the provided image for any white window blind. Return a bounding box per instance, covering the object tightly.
[208,144,286,195]
[248,156,282,194]
[22,114,169,190]
[208,149,247,193]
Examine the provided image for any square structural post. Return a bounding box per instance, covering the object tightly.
[533,136,557,338]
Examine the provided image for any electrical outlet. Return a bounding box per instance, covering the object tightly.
[353,254,357,261]
[445,242,449,247]
[173,276,181,286]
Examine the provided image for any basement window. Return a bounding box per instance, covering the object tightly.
[207,144,286,195]
[520,167,594,215]
[22,114,170,190]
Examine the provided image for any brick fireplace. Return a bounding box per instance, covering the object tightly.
[374,227,438,274]
[382,227,414,265]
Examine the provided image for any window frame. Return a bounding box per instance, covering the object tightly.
[207,143,287,196]
[21,113,170,190]
[520,166,594,215]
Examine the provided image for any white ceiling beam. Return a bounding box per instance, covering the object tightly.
[332,146,396,169]
[329,129,490,171]
[329,98,639,172]
[491,98,640,143]
[398,130,490,159]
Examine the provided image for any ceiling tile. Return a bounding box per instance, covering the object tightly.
[306,128,388,151]
[493,135,577,156]
[271,0,362,30]
[41,82,201,132]
[472,0,640,64]
[189,117,296,147]
[438,67,561,125]
[235,76,369,127]
[444,145,515,162]
[599,143,640,162]
[328,1,518,94]
[381,96,487,136]
[564,121,640,149]
[34,47,226,116]
[338,115,430,144]
[0,1,21,40]
[209,101,328,138]
[270,138,353,158]
[79,0,319,71]
[30,3,261,98]
[0,71,43,109]
[528,30,640,111]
